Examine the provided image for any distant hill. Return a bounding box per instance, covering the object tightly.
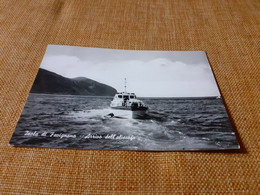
[30,68,117,96]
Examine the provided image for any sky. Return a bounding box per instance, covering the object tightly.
[39,45,220,97]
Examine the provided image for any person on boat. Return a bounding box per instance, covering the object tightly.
[123,95,128,107]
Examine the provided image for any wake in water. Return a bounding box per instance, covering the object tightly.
[10,94,239,151]
[67,107,190,150]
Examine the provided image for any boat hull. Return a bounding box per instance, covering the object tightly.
[108,108,132,119]
[109,107,147,119]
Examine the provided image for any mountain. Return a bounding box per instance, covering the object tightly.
[30,68,117,96]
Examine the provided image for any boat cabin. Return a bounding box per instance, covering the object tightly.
[114,93,136,101]
[110,92,148,113]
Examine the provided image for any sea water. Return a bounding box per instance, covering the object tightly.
[10,93,239,151]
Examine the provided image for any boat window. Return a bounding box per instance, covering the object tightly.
[123,95,129,100]
[130,95,134,99]
[118,95,122,98]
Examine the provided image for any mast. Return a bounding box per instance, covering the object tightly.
[124,78,127,93]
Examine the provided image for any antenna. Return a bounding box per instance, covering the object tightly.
[124,78,127,93]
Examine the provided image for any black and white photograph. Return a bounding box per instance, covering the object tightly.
[10,45,240,151]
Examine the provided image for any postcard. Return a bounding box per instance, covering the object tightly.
[9,45,240,151]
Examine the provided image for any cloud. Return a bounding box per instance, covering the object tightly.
[40,54,220,97]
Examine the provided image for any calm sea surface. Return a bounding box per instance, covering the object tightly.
[10,93,239,151]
